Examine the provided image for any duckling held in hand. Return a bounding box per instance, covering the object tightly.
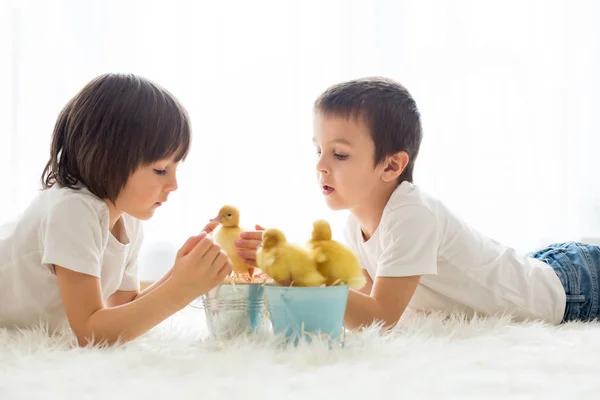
[212,205,253,277]
[256,228,326,287]
[307,219,366,289]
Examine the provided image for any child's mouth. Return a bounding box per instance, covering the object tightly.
[322,185,335,195]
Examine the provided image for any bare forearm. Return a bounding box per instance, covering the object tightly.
[135,268,173,300]
[344,289,399,330]
[345,275,419,330]
[82,279,185,345]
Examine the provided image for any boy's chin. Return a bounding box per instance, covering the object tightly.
[324,197,347,211]
[127,209,156,221]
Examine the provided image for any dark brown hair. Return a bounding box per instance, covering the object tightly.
[314,77,422,183]
[41,73,191,202]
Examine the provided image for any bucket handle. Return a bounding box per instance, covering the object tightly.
[188,283,228,310]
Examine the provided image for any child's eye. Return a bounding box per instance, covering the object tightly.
[334,153,348,160]
[153,169,167,176]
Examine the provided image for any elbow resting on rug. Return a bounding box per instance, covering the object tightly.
[344,275,421,330]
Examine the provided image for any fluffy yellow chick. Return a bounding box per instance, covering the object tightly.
[256,228,326,287]
[307,219,366,289]
[212,205,252,276]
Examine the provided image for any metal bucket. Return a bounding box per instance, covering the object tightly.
[200,283,268,340]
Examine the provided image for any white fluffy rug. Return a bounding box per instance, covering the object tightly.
[2,307,600,399]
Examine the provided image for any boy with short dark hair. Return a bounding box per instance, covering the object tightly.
[312,77,597,329]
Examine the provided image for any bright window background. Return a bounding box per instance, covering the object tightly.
[2,0,599,281]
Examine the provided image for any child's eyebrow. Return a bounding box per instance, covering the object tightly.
[330,138,352,146]
[312,137,352,146]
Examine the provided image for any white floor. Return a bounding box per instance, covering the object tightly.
[1,307,599,399]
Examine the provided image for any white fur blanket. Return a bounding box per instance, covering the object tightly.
[1,307,598,399]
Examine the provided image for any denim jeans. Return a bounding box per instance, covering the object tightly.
[528,242,600,322]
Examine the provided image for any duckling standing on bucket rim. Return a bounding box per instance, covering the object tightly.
[256,228,326,287]
[307,219,366,289]
[212,205,254,279]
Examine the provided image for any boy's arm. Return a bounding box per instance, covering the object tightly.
[357,270,373,295]
[107,290,139,307]
[345,275,420,329]
[345,205,440,329]
[107,268,175,305]
[56,233,231,346]
[130,267,173,301]
[57,266,187,346]
[107,269,173,307]
[109,220,223,306]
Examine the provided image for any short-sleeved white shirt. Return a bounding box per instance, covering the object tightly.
[0,184,143,331]
[345,181,566,324]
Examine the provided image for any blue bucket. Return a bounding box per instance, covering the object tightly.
[263,285,349,345]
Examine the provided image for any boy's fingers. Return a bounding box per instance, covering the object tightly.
[216,257,233,275]
[202,245,221,265]
[237,249,256,261]
[212,249,228,265]
[202,220,220,234]
[240,231,263,240]
[188,236,217,258]
[218,263,232,280]
[178,233,207,257]
[214,252,229,268]
[235,239,262,249]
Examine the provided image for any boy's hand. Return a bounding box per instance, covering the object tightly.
[201,218,221,235]
[235,225,265,267]
[169,232,232,303]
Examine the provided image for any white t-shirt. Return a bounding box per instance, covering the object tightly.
[345,181,567,324]
[0,185,143,332]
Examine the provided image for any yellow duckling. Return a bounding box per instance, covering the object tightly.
[307,219,366,289]
[212,205,252,276]
[256,228,326,287]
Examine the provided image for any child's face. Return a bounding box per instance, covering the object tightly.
[115,159,179,220]
[313,113,384,211]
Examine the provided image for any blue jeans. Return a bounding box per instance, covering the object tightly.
[529,242,600,322]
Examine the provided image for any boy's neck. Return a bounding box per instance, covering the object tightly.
[104,199,124,238]
[351,183,397,241]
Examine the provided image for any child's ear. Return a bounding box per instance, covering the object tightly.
[381,151,409,183]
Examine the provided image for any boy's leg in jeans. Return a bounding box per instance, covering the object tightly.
[529,242,600,322]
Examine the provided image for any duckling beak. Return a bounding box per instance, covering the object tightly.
[211,216,222,223]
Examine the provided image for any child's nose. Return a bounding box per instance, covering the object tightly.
[166,176,178,192]
[316,157,330,174]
